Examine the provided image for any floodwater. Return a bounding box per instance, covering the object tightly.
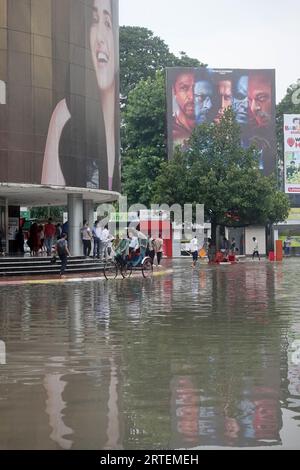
[0,259,300,450]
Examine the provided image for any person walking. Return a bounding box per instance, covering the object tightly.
[190,234,199,268]
[252,237,261,260]
[56,233,71,277]
[153,234,163,267]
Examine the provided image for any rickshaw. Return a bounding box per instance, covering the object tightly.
[104,236,153,280]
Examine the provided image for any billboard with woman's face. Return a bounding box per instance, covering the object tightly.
[167,67,276,176]
[0,0,120,192]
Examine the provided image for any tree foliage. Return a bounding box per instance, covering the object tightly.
[153,109,290,239]
[29,206,65,222]
[122,148,164,207]
[122,72,166,152]
[120,26,203,102]
[119,26,204,206]
[121,72,166,206]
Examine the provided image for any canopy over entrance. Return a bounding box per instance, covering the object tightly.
[0,183,120,207]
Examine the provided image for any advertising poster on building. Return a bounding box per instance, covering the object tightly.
[284,114,300,193]
[0,0,120,192]
[166,68,276,176]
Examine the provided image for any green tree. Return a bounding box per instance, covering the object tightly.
[120,26,205,206]
[121,72,166,206]
[120,26,203,102]
[153,109,290,243]
[29,206,65,222]
[122,72,166,152]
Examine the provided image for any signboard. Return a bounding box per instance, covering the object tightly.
[287,207,300,221]
[284,115,300,193]
[139,210,170,221]
[279,235,300,248]
[109,212,139,223]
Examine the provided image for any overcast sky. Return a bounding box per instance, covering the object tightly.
[119,0,300,102]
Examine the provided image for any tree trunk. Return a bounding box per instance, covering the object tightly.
[211,220,217,246]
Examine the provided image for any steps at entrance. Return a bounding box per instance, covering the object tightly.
[0,256,106,277]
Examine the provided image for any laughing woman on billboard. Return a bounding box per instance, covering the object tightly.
[41,0,119,191]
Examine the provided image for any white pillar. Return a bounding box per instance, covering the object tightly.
[0,340,6,365]
[67,194,83,256]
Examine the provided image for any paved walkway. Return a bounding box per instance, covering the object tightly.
[0,267,174,286]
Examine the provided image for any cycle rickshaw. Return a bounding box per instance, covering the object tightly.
[104,237,153,280]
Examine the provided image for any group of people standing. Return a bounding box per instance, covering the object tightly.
[27,218,62,256]
[81,220,112,259]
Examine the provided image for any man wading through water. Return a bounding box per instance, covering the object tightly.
[56,233,71,277]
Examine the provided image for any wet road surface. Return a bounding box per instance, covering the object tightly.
[0,259,300,449]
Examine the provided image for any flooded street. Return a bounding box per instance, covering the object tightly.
[0,259,300,450]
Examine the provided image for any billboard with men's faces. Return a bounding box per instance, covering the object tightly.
[166,68,276,176]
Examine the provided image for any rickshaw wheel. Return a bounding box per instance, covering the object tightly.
[121,262,132,279]
[104,261,118,280]
[142,258,153,278]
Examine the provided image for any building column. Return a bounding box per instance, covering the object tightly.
[67,194,83,256]
[0,198,8,254]
[83,199,95,229]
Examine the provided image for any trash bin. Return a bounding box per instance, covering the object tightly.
[268,251,275,261]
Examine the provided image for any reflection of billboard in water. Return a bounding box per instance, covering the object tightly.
[0,0,120,192]
[166,68,276,175]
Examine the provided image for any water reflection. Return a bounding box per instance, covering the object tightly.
[0,260,300,449]
[44,373,73,449]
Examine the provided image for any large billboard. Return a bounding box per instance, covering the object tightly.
[284,114,300,194]
[166,68,276,175]
[0,0,120,192]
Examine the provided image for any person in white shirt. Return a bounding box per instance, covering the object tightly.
[190,235,199,268]
[252,237,261,260]
[153,234,163,267]
[100,225,110,260]
[81,220,92,257]
[92,221,102,259]
[128,230,139,254]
